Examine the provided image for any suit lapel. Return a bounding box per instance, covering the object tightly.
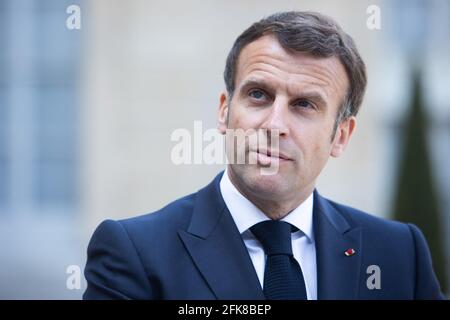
[178,173,265,300]
[178,174,363,300]
[314,190,362,299]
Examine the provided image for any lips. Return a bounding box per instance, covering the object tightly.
[256,148,292,161]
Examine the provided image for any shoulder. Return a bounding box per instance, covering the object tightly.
[322,196,437,270]
[323,197,416,243]
[113,191,197,239]
[326,199,411,233]
[87,191,199,268]
[89,190,198,251]
[323,196,445,299]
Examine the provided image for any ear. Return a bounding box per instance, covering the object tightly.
[330,116,356,158]
[217,91,229,135]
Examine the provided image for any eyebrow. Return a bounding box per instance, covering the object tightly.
[238,79,272,94]
[238,78,328,107]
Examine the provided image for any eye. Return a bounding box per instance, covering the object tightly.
[248,89,267,101]
[294,99,315,110]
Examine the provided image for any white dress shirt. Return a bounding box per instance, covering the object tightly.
[219,169,317,300]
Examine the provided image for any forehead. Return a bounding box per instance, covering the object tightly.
[235,35,349,103]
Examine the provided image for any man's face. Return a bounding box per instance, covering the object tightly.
[218,35,355,204]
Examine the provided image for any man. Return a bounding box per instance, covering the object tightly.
[83,11,444,300]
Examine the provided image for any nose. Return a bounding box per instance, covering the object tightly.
[260,96,290,137]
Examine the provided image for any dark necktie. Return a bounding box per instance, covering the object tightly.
[250,220,307,300]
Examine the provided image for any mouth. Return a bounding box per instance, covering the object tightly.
[253,148,293,165]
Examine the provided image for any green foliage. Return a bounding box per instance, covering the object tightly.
[393,70,448,294]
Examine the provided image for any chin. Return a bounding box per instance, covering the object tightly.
[246,168,290,197]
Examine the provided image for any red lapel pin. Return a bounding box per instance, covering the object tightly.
[344,248,356,256]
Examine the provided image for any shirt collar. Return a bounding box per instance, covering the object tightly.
[219,168,314,243]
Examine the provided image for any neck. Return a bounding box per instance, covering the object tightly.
[227,169,313,220]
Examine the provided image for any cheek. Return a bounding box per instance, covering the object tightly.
[313,144,330,163]
[312,138,333,167]
[228,105,255,130]
[293,128,332,161]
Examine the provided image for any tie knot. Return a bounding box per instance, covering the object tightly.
[250,220,294,256]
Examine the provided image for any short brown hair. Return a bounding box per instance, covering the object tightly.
[224,11,367,130]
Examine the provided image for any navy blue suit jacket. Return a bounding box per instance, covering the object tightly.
[83,172,444,299]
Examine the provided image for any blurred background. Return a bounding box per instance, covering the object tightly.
[0,0,449,299]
